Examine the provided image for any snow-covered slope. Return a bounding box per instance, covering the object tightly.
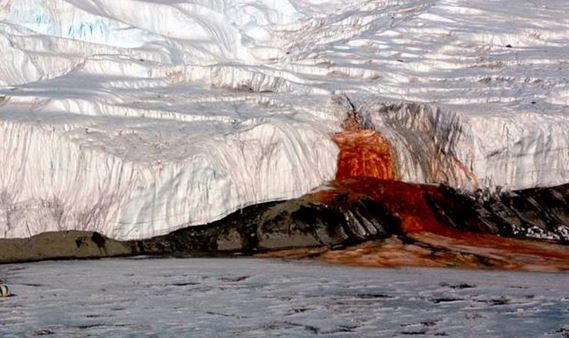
[1,0,569,239]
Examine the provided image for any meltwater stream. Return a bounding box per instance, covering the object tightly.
[1,258,568,337]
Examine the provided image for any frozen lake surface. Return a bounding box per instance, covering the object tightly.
[1,258,568,337]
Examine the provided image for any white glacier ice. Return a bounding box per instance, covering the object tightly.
[1,0,569,239]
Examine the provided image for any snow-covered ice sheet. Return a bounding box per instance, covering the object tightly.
[1,258,568,337]
[0,0,346,240]
[1,0,569,239]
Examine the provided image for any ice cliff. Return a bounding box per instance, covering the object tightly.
[1,0,569,240]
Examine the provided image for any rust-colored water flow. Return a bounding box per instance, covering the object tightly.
[266,177,569,271]
[333,130,395,181]
[331,118,453,236]
[279,121,569,271]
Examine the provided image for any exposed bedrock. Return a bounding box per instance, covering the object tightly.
[428,184,569,242]
[1,180,568,266]
[0,193,399,263]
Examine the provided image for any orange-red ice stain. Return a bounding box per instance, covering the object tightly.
[313,118,569,271]
[333,130,395,181]
[331,118,447,235]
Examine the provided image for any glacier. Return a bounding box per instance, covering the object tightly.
[1,0,569,240]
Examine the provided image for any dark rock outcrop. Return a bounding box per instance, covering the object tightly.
[428,184,569,242]
[0,196,400,263]
[137,196,400,256]
[1,182,568,264]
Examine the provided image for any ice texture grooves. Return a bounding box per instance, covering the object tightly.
[1,0,569,239]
